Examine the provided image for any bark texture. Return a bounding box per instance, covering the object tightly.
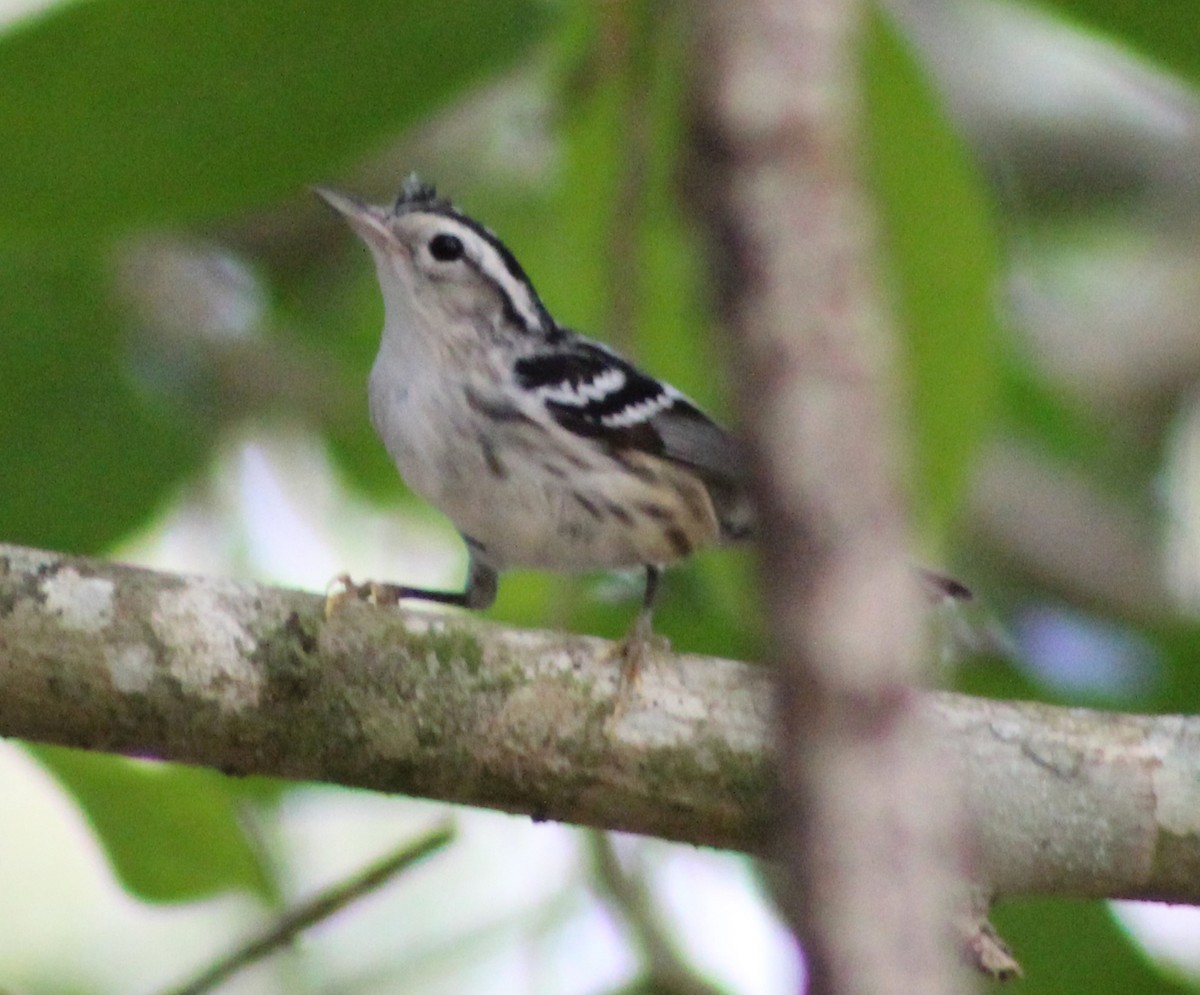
[3,541,1199,906]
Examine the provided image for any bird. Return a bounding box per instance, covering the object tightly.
[314,177,967,673]
[314,177,754,671]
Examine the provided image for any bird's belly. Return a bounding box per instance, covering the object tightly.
[442,449,721,572]
[439,474,678,571]
[370,373,719,572]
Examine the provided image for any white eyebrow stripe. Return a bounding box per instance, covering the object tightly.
[434,216,545,334]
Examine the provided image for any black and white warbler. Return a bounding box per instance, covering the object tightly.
[315,177,754,657]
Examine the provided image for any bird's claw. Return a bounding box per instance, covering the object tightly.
[612,612,670,704]
[324,574,407,618]
[324,573,359,619]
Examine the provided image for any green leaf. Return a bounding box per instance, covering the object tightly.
[863,10,1004,548]
[990,898,1193,994]
[1036,0,1200,87]
[0,0,551,240]
[0,250,204,553]
[30,744,280,905]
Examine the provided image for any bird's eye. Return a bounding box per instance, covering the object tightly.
[429,233,464,262]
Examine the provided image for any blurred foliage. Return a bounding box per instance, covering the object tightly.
[0,249,204,551]
[30,744,282,905]
[0,0,547,240]
[1,0,1200,991]
[1039,0,1200,87]
[863,11,1003,549]
[990,899,1195,994]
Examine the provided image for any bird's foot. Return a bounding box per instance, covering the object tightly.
[611,611,671,705]
[324,574,408,618]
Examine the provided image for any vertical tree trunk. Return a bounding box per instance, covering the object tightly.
[689,3,973,992]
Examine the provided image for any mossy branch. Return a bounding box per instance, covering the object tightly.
[3,540,1200,906]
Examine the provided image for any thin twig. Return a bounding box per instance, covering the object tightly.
[587,832,727,995]
[162,821,455,995]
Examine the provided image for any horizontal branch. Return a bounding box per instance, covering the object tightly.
[1,541,1198,902]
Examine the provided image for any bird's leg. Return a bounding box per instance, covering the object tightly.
[326,549,498,617]
[614,564,668,693]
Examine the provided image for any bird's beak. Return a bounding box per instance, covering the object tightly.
[312,186,394,248]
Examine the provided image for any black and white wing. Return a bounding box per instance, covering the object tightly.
[513,338,753,538]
